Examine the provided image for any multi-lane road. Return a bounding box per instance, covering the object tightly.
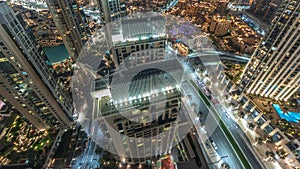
[214,97,265,169]
[81,140,99,169]
[180,47,265,169]
[185,77,265,169]
[182,81,244,169]
[71,140,100,169]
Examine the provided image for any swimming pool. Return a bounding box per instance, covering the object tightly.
[43,45,69,64]
[273,104,300,123]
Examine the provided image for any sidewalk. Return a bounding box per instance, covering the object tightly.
[231,109,286,169]
[199,72,289,169]
[183,94,223,169]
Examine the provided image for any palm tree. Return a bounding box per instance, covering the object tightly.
[265,151,275,161]
[294,151,299,158]
[248,122,255,130]
[268,115,274,120]
[246,110,252,116]
[276,149,288,159]
[265,136,274,144]
[287,128,296,136]
[197,111,203,118]
[254,137,263,146]
[237,111,245,119]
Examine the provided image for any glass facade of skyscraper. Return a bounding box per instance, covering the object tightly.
[0,2,72,129]
[46,0,87,59]
[239,1,300,101]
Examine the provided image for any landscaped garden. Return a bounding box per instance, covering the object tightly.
[0,114,58,168]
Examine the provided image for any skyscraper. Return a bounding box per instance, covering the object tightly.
[249,0,282,24]
[46,0,87,59]
[111,15,167,67]
[239,1,300,101]
[93,68,181,164]
[0,2,73,130]
[83,15,183,164]
[98,0,127,23]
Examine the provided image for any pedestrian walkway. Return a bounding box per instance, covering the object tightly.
[230,110,284,169]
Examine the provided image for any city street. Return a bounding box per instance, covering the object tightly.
[198,71,265,169]
[71,140,100,169]
[170,42,252,169]
[214,102,265,169]
[181,50,265,169]
[1,0,299,169]
[181,81,244,169]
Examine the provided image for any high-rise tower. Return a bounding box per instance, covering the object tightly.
[46,0,87,59]
[249,0,282,24]
[93,68,181,164]
[0,2,73,130]
[98,0,127,23]
[111,15,167,67]
[239,1,300,101]
[81,15,183,164]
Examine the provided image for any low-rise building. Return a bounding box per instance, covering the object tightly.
[210,16,232,36]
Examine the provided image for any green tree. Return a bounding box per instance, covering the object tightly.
[255,137,263,145]
[237,111,245,119]
[265,151,275,159]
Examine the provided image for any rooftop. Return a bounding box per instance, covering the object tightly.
[99,88,181,117]
[94,78,109,92]
[98,69,181,116]
[110,14,167,43]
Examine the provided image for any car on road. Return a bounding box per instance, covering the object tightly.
[225,113,230,119]
[210,139,217,150]
[211,142,217,150]
[70,161,76,167]
[197,111,203,117]
[186,94,192,100]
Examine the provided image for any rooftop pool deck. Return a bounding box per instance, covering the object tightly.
[273,104,300,123]
[43,45,69,64]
